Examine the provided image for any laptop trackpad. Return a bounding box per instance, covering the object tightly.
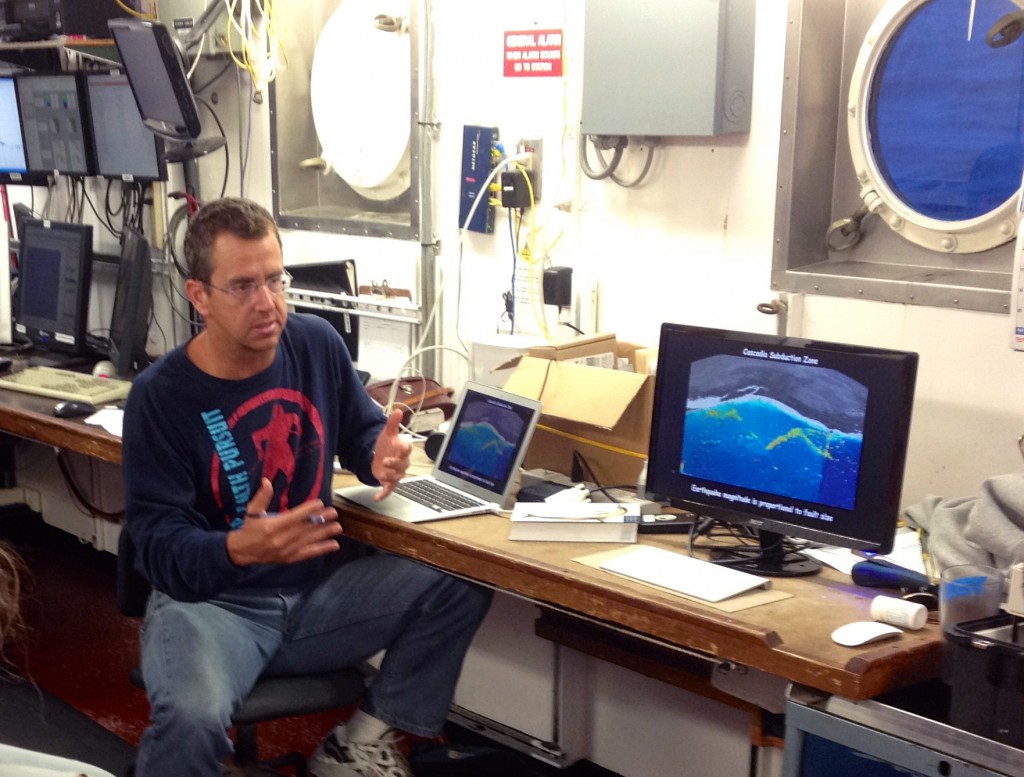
[336,484,421,522]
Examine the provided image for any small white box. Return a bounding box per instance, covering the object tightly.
[471,334,543,387]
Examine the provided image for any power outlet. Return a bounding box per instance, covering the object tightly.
[516,138,542,203]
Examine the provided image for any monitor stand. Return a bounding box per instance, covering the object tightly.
[164,137,227,202]
[714,529,822,578]
[27,351,96,372]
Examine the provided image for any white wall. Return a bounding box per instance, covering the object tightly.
[414,0,1024,508]
[286,0,1018,509]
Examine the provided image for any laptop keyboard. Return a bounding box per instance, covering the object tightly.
[393,479,485,512]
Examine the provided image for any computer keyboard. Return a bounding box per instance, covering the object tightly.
[393,479,485,512]
[598,546,771,602]
[0,366,132,404]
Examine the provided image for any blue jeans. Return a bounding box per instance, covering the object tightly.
[134,551,493,777]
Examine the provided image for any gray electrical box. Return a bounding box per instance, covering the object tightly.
[158,0,246,56]
[581,0,755,137]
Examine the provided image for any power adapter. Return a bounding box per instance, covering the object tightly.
[500,169,535,209]
[543,266,572,308]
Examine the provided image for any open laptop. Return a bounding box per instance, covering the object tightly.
[336,382,542,522]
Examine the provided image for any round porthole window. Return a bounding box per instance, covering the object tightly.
[847,0,1024,253]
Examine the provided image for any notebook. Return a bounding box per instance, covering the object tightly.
[335,382,542,522]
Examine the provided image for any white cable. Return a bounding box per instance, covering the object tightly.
[220,0,284,91]
[377,345,472,437]
[186,34,206,78]
[415,151,533,361]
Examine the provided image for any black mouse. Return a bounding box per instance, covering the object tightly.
[53,400,97,419]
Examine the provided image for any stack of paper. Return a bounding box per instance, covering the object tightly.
[508,502,640,543]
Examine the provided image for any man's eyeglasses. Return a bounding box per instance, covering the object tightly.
[203,271,292,302]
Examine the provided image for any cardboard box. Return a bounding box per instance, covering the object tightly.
[503,343,655,487]
[527,332,617,368]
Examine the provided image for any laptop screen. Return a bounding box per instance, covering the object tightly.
[436,385,538,494]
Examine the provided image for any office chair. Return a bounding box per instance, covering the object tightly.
[116,528,367,776]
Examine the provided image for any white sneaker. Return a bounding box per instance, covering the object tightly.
[308,724,412,777]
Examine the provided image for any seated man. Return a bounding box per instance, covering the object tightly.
[122,197,493,777]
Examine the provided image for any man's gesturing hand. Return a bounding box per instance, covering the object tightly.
[226,477,343,566]
[371,409,412,500]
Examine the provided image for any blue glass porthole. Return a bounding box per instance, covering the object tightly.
[848,0,1024,253]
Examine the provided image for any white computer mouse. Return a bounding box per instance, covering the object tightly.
[92,360,117,378]
[830,620,903,647]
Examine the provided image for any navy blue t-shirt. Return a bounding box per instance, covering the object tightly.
[123,314,384,602]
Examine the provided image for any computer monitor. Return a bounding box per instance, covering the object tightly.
[15,220,94,357]
[0,213,11,346]
[84,71,167,182]
[644,323,918,576]
[14,72,94,177]
[108,19,203,142]
[287,260,360,361]
[107,226,153,378]
[0,76,47,186]
[6,0,61,40]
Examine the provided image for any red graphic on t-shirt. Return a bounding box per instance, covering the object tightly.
[251,404,304,510]
[209,389,325,523]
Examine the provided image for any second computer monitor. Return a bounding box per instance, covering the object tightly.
[15,72,94,177]
[16,219,94,357]
[107,226,153,377]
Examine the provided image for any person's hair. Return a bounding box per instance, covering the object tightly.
[0,541,24,653]
[183,197,282,284]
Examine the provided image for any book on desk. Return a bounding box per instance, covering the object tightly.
[508,502,640,543]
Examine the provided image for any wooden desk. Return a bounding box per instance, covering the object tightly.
[0,387,122,464]
[335,503,942,701]
[0,384,940,704]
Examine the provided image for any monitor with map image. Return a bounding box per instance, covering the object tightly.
[335,382,542,522]
[644,323,918,576]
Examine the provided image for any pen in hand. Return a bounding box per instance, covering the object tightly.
[246,511,326,524]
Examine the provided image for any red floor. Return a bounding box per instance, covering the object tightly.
[3,516,613,777]
[9,527,342,762]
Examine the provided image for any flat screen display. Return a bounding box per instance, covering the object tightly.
[107,226,153,377]
[645,323,918,560]
[16,220,94,355]
[15,72,93,176]
[0,77,47,186]
[0,77,29,175]
[109,19,203,141]
[84,72,166,181]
